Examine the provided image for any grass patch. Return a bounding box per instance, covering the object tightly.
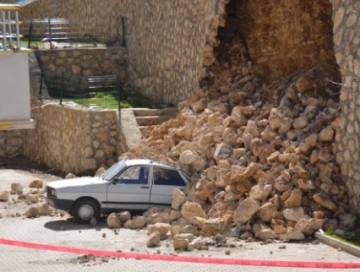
[325,229,360,248]
[65,93,133,109]
[61,92,174,110]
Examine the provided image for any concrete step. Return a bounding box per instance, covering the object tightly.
[121,107,178,137]
[135,115,175,126]
[132,107,178,117]
[117,109,142,152]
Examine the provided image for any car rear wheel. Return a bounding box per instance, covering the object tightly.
[72,199,100,224]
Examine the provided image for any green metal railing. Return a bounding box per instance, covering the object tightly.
[40,69,123,110]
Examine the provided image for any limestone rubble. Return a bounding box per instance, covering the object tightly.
[118,38,355,241]
[28,180,43,188]
[0,191,9,202]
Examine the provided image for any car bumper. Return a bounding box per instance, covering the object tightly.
[44,193,74,212]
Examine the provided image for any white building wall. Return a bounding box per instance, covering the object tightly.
[0,51,33,129]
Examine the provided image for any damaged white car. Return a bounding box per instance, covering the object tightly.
[45,159,189,224]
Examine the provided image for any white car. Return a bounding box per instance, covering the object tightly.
[45,159,190,224]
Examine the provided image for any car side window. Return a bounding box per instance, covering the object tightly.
[115,166,149,185]
[153,167,186,186]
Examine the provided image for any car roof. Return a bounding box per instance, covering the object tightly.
[123,159,176,169]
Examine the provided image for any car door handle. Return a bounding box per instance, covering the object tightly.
[141,186,149,189]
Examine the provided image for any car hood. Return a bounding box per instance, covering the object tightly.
[47,177,107,190]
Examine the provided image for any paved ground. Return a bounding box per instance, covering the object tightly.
[1,246,359,272]
[4,245,358,272]
[0,158,359,271]
[0,157,61,217]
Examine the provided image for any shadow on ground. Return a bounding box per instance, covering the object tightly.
[44,217,108,231]
[0,155,66,177]
[44,210,145,231]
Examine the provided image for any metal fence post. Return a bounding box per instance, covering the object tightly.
[117,77,121,127]
[39,70,43,102]
[48,18,52,50]
[60,72,64,105]
[121,16,126,47]
[28,21,33,49]
[15,11,20,49]
[2,11,6,50]
[7,11,12,45]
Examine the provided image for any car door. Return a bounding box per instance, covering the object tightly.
[149,166,187,208]
[105,165,151,211]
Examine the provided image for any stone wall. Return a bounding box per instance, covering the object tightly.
[18,0,121,44]
[121,0,227,104]
[35,48,128,81]
[231,0,335,82]
[332,0,360,212]
[23,105,120,173]
[0,131,24,158]
[0,0,226,105]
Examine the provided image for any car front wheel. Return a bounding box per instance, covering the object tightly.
[72,199,100,224]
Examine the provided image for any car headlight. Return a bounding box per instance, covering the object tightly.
[47,187,57,198]
[50,189,57,197]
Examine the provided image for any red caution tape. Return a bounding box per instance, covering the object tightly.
[30,106,41,111]
[0,238,359,269]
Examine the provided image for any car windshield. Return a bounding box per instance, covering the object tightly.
[101,162,126,181]
[180,170,190,183]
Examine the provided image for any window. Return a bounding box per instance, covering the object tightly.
[101,162,126,180]
[153,167,186,186]
[116,166,149,184]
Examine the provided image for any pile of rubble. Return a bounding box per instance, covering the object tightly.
[0,180,61,218]
[0,180,44,205]
[117,39,356,246]
[106,207,230,250]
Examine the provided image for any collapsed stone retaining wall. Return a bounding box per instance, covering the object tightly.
[232,0,335,81]
[22,105,120,173]
[35,48,128,81]
[1,0,360,213]
[332,0,360,211]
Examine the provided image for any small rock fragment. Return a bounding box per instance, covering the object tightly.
[147,232,161,247]
[107,213,122,229]
[24,207,38,218]
[0,191,9,202]
[11,183,23,195]
[65,173,76,179]
[29,180,43,188]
